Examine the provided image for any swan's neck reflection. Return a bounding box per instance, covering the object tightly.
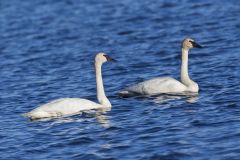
[95,108,111,128]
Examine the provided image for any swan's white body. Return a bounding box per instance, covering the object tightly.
[121,77,187,95]
[119,38,202,96]
[25,98,105,119]
[24,53,113,120]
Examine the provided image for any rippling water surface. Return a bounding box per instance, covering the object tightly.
[1,0,240,159]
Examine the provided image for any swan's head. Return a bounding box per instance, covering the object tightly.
[95,52,116,64]
[182,38,203,49]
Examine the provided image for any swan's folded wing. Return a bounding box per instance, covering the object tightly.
[25,98,103,120]
[119,77,186,96]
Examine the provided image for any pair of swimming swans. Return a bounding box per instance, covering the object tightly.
[25,38,202,120]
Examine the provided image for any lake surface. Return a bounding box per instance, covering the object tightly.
[1,0,240,159]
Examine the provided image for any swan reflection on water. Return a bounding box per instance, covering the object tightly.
[28,108,112,129]
[153,94,199,104]
[135,92,199,104]
[95,108,111,128]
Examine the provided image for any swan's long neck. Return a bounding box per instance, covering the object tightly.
[180,48,199,92]
[181,48,192,85]
[95,62,111,107]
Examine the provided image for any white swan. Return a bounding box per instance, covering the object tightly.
[24,53,115,120]
[119,38,203,96]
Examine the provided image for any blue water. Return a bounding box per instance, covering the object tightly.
[1,0,240,159]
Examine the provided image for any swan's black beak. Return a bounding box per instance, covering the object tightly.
[104,55,117,62]
[191,41,203,48]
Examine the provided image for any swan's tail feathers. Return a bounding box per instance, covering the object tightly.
[22,112,33,121]
[22,111,46,121]
[22,112,34,120]
[118,90,136,97]
[22,113,28,118]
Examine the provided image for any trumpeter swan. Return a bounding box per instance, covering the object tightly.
[119,38,203,96]
[24,53,115,120]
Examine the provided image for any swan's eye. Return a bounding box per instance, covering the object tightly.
[103,55,116,62]
[103,55,110,60]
